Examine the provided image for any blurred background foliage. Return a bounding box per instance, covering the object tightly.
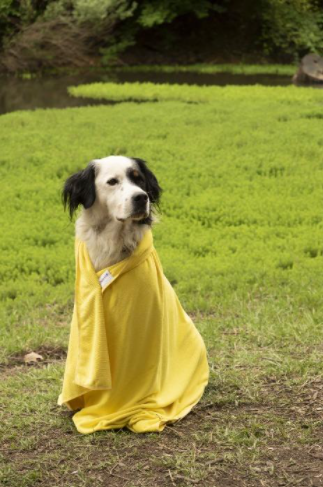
[1,0,323,72]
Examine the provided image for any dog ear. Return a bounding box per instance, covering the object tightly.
[62,163,96,218]
[132,158,162,204]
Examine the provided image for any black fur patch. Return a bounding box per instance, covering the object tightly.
[130,158,162,204]
[130,158,162,226]
[62,163,96,218]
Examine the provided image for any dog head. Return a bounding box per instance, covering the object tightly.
[63,156,162,224]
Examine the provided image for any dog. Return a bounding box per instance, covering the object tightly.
[59,155,209,433]
[63,155,162,270]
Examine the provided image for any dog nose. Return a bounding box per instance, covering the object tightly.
[133,193,148,203]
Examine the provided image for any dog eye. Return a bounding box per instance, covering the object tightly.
[107,178,119,186]
[133,172,143,182]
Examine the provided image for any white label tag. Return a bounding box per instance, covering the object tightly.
[99,270,114,289]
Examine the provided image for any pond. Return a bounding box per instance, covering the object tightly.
[0,70,292,115]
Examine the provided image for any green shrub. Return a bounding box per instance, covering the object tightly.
[2,0,323,71]
[261,0,323,58]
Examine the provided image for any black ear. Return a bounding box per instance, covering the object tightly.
[62,163,96,218]
[132,158,162,204]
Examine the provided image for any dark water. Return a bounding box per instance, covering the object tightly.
[0,70,292,115]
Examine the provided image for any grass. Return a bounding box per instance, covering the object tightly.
[111,64,296,76]
[1,80,323,486]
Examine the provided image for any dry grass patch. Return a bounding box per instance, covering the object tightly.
[1,363,323,487]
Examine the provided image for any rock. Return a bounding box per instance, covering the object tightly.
[293,53,323,84]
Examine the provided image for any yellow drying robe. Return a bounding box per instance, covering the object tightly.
[58,230,209,434]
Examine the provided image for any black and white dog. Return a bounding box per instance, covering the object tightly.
[63,156,162,270]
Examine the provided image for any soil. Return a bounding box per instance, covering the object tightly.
[2,356,323,486]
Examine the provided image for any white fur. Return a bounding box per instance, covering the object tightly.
[76,156,151,271]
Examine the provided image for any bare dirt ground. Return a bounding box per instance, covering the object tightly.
[1,350,323,487]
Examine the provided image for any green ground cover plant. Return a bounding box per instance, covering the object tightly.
[112,63,296,76]
[1,81,323,486]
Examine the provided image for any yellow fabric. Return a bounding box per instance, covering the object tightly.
[58,230,209,434]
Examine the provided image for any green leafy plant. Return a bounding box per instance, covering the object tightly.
[261,0,323,58]
[1,81,323,359]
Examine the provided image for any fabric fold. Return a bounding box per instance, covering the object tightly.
[74,238,112,390]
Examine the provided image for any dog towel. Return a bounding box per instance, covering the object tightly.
[58,230,209,434]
